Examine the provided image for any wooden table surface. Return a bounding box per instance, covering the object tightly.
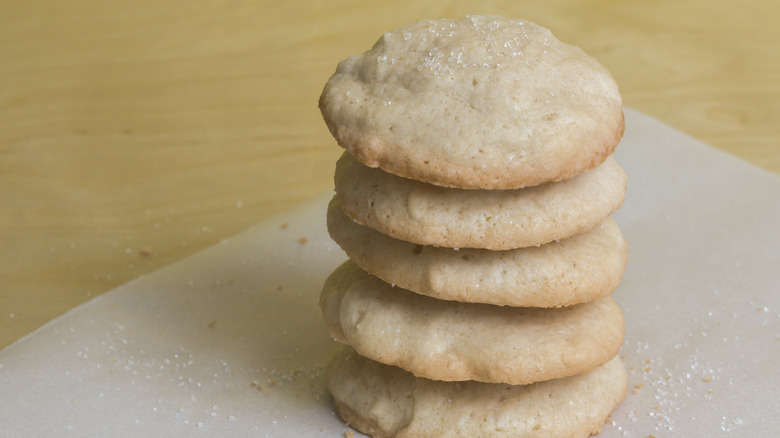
[1,0,778,350]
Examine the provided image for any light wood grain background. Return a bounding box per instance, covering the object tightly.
[1,0,778,349]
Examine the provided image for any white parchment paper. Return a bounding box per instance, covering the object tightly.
[1,108,778,437]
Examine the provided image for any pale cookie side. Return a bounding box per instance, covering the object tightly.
[334,152,627,250]
[320,262,625,385]
[328,196,627,307]
[319,15,624,190]
[326,348,628,438]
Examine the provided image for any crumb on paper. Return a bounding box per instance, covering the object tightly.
[702,376,712,383]
[345,430,355,438]
[139,247,153,258]
[632,383,644,395]
[207,320,217,328]
[298,236,308,244]
[280,222,289,230]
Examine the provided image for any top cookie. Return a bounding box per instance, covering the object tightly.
[319,15,624,190]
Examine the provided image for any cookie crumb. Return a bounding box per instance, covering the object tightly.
[139,247,153,258]
[632,383,644,395]
[344,430,354,438]
[207,320,217,328]
[298,236,308,244]
[702,376,712,383]
[280,222,289,230]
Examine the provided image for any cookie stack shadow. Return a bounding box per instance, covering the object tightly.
[316,16,629,438]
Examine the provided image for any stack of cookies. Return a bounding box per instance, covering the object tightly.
[317,16,628,438]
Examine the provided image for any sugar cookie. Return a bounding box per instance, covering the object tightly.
[326,347,627,438]
[334,152,626,250]
[320,262,625,385]
[327,197,627,307]
[319,16,624,190]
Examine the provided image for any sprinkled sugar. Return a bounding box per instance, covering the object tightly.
[602,295,780,436]
[372,15,554,78]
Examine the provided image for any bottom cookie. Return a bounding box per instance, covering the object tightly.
[326,348,627,438]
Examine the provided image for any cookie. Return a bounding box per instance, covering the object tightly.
[327,196,627,307]
[334,152,626,250]
[319,15,624,190]
[326,347,627,438]
[320,261,624,385]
